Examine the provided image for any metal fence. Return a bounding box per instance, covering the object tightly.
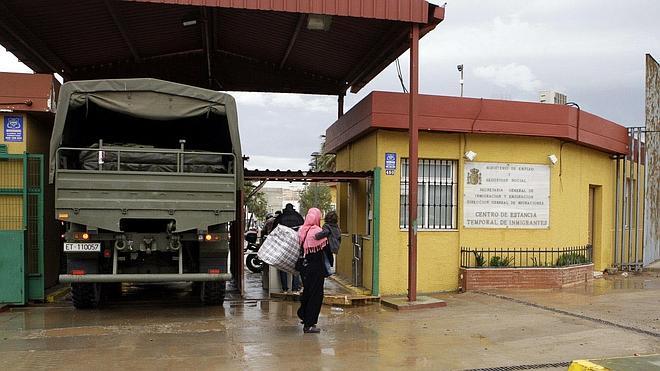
[460,245,593,268]
[0,148,44,304]
[613,127,646,271]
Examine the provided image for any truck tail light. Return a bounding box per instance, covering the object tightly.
[103,249,111,258]
[208,268,221,274]
[73,232,91,241]
[202,234,221,242]
[71,269,86,275]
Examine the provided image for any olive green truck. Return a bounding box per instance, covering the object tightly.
[50,79,242,308]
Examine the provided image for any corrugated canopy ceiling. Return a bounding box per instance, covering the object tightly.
[0,0,444,95]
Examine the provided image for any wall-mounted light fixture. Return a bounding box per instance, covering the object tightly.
[307,14,332,31]
[548,154,558,165]
[464,151,477,161]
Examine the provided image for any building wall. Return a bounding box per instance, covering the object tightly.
[336,129,620,295]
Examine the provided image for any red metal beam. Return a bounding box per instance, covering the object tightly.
[344,24,408,92]
[244,169,372,182]
[123,0,433,24]
[407,23,419,302]
[279,14,305,70]
[103,0,141,63]
[0,2,71,77]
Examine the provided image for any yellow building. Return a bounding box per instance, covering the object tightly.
[325,92,637,295]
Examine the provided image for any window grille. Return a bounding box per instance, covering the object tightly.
[400,158,458,229]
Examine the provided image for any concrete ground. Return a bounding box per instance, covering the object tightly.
[1,272,659,370]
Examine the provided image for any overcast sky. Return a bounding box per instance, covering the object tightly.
[1,0,658,172]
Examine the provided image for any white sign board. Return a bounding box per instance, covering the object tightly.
[463,162,550,229]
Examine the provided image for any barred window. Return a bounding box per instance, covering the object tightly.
[400,159,458,229]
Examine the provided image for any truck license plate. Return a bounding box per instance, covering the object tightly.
[64,242,101,252]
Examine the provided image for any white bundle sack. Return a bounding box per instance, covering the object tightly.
[257,224,300,273]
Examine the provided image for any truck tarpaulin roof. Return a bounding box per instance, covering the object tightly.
[49,78,242,183]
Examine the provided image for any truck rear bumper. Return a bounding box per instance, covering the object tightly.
[60,273,232,283]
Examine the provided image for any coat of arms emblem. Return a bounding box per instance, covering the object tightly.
[467,168,482,185]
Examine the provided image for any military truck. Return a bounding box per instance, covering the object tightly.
[50,79,242,308]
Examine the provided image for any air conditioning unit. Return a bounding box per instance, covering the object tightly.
[539,90,567,105]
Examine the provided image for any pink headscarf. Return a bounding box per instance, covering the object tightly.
[298,208,327,255]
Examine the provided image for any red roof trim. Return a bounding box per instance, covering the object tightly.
[0,72,59,113]
[125,0,436,23]
[325,91,630,155]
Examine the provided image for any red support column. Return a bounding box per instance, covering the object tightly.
[408,23,420,302]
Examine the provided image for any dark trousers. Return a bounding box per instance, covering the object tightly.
[278,270,301,291]
[297,251,325,327]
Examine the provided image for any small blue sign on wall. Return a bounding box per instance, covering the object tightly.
[3,116,23,142]
[385,152,397,175]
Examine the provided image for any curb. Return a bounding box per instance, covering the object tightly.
[328,275,372,296]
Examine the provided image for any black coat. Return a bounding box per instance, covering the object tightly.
[273,208,304,229]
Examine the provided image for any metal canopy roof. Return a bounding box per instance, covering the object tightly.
[0,0,444,95]
[244,169,372,182]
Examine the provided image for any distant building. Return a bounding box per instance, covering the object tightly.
[262,187,300,213]
[539,90,567,105]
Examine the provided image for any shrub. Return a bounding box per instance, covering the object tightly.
[556,252,588,267]
[489,255,513,267]
[472,251,486,267]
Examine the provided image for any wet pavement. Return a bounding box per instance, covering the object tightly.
[1,272,659,370]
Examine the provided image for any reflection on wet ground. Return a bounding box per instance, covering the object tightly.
[0,272,658,370]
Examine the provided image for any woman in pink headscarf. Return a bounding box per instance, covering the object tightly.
[296,208,328,333]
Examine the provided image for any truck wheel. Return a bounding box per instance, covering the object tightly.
[201,281,225,305]
[191,282,202,296]
[103,283,123,300]
[71,283,101,309]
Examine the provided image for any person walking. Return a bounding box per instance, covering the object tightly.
[273,204,303,292]
[297,208,328,333]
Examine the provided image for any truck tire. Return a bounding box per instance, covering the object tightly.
[103,283,123,300]
[71,283,101,309]
[201,281,225,305]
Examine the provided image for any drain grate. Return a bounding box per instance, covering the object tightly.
[476,291,660,338]
[463,361,571,371]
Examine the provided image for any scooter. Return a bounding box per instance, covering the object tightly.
[244,229,263,273]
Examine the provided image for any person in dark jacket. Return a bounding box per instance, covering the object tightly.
[273,204,303,292]
[273,203,304,229]
[315,211,341,275]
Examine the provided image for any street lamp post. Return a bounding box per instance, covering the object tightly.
[457,64,464,97]
[310,152,321,206]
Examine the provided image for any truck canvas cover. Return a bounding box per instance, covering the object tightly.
[49,78,243,185]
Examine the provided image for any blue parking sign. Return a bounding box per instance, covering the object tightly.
[4,116,23,142]
[385,152,396,170]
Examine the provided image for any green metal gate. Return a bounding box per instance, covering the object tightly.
[0,147,44,305]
